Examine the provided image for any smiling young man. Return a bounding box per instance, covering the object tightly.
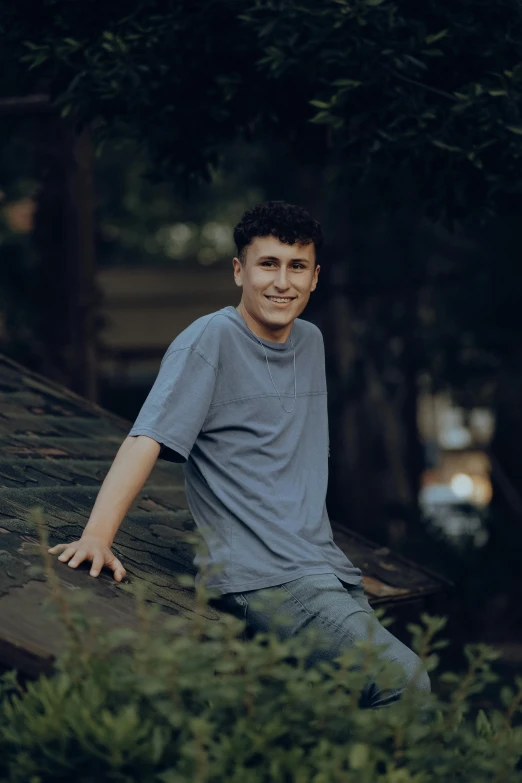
[48,201,430,709]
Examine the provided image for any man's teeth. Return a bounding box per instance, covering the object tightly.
[268,297,293,302]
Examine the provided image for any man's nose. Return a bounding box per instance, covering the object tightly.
[275,268,290,288]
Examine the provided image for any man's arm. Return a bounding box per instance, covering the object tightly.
[48,435,161,580]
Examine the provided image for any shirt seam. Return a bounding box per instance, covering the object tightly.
[162,344,217,372]
[190,311,233,361]
[209,390,327,408]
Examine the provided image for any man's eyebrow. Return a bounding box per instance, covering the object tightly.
[257,255,311,264]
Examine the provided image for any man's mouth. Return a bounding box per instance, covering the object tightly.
[265,296,296,304]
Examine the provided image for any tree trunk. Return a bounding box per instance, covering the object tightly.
[319,201,423,546]
[32,116,99,401]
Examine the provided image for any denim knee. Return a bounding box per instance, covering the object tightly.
[406,654,431,694]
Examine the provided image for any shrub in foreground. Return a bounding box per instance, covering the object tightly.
[1,508,521,782]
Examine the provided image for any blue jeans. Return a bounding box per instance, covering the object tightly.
[215,572,431,710]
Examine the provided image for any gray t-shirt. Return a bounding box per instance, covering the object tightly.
[128,305,362,594]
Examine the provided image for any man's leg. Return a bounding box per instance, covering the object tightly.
[217,573,431,710]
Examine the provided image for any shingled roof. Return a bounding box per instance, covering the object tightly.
[0,353,452,679]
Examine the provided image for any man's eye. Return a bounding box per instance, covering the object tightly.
[261,262,304,269]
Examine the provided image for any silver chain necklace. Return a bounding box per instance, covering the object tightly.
[237,307,297,413]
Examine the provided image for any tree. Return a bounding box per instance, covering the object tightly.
[2,0,522,221]
[3,0,522,574]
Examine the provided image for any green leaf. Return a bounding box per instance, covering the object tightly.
[309,99,330,109]
[27,53,48,70]
[349,742,369,769]
[467,153,483,169]
[176,574,196,587]
[309,111,333,124]
[403,54,427,70]
[157,770,186,783]
[476,709,492,737]
[505,125,522,135]
[104,628,138,647]
[438,672,460,684]
[431,139,463,153]
[424,653,440,671]
[25,565,44,578]
[332,78,362,88]
[425,30,448,45]
[365,0,386,5]
[150,726,168,764]
[500,686,514,707]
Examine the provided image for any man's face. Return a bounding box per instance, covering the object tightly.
[232,235,320,341]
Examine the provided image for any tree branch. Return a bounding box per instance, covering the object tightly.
[389,70,459,103]
[0,94,52,115]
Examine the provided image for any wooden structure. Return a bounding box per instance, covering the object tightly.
[0,353,453,680]
[0,93,98,402]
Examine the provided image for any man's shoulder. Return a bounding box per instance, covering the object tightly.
[295,317,324,346]
[163,308,233,361]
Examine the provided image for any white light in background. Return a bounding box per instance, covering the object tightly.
[201,221,233,254]
[451,473,474,499]
[169,223,192,244]
[157,223,194,258]
[469,408,495,444]
[445,473,492,506]
[438,407,472,449]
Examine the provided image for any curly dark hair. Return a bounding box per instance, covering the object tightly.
[233,200,323,265]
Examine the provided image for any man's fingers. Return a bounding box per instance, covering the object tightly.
[57,546,78,562]
[109,558,126,582]
[67,549,87,568]
[50,541,126,582]
[90,553,105,578]
[48,544,69,554]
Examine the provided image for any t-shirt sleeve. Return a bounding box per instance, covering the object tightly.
[128,345,217,462]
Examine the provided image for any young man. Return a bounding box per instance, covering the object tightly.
[49,201,430,708]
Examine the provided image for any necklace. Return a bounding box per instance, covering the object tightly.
[236,306,297,413]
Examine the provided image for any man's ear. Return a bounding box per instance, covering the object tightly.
[232,256,242,286]
[311,264,320,291]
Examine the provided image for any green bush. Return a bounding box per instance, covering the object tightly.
[1,509,521,782]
